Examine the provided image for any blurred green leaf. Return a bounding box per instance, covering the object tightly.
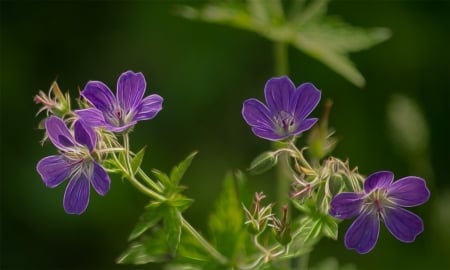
[208,172,246,258]
[131,146,146,175]
[128,202,166,241]
[165,207,182,254]
[170,151,198,186]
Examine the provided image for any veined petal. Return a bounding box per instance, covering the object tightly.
[134,94,163,121]
[292,118,318,136]
[76,108,107,129]
[63,172,90,215]
[344,211,380,254]
[117,71,146,113]
[82,81,116,113]
[106,121,137,133]
[329,192,364,219]
[264,76,295,113]
[292,83,321,121]
[74,120,96,151]
[383,207,424,242]
[91,162,110,196]
[387,176,430,207]
[251,126,285,141]
[242,99,273,130]
[45,116,75,151]
[364,171,394,194]
[37,155,72,188]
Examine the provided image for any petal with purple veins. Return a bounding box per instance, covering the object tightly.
[242,99,274,130]
[364,171,394,194]
[251,126,285,141]
[383,207,424,242]
[37,155,73,188]
[91,162,110,196]
[63,172,90,215]
[45,116,75,150]
[264,76,295,113]
[82,81,116,113]
[344,211,380,254]
[329,192,364,219]
[74,120,96,151]
[292,118,318,136]
[292,83,321,121]
[387,176,430,207]
[76,108,107,129]
[134,94,163,121]
[117,71,146,113]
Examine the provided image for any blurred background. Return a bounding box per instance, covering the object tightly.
[1,0,449,269]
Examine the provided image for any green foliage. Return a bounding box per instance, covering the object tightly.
[177,0,390,87]
[131,146,146,175]
[248,151,279,174]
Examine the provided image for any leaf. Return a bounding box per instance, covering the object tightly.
[165,207,182,254]
[131,146,146,175]
[128,202,165,241]
[208,172,246,258]
[152,168,173,190]
[170,151,198,186]
[321,215,338,240]
[247,151,278,175]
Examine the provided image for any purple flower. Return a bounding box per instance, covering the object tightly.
[329,171,430,254]
[242,76,321,141]
[76,70,163,133]
[36,116,111,215]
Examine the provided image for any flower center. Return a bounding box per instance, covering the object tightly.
[366,188,390,214]
[106,107,134,127]
[274,111,296,135]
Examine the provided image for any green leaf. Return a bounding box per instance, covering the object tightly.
[208,172,246,259]
[165,207,182,254]
[170,151,198,186]
[128,202,165,241]
[152,168,173,190]
[321,215,338,240]
[247,151,279,174]
[131,146,146,175]
[168,194,194,212]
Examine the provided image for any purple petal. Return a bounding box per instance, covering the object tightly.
[364,171,394,194]
[76,108,107,129]
[63,172,90,215]
[251,126,285,141]
[134,94,163,121]
[105,121,137,133]
[344,211,380,254]
[264,76,296,113]
[45,116,75,151]
[117,71,146,113]
[292,83,321,121]
[387,176,430,207]
[242,99,274,130]
[383,207,424,242]
[82,81,116,113]
[91,162,110,196]
[37,155,73,188]
[329,192,364,219]
[292,118,318,135]
[74,120,96,151]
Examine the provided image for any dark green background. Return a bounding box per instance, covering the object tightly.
[1,1,449,269]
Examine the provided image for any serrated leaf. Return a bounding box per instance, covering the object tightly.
[321,216,338,240]
[128,202,165,241]
[152,169,172,189]
[208,172,246,258]
[131,146,146,175]
[247,151,279,174]
[165,207,182,254]
[170,151,198,186]
[168,194,194,212]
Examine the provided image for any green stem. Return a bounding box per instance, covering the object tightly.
[180,215,228,265]
[137,168,164,193]
[274,42,289,76]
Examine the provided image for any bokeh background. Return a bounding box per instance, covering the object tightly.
[1,0,449,269]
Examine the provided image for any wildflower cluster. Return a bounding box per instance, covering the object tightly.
[34,72,430,269]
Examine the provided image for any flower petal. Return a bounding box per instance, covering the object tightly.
[264,76,296,113]
[383,207,424,242]
[292,118,318,136]
[82,81,116,113]
[134,94,163,121]
[344,211,380,254]
[364,171,394,194]
[37,155,72,188]
[117,71,146,113]
[242,99,273,130]
[45,116,75,151]
[251,126,285,141]
[91,162,110,196]
[292,83,321,121]
[63,172,90,215]
[74,120,96,151]
[387,176,430,207]
[329,192,364,219]
[76,108,107,129]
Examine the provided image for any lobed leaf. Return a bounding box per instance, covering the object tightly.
[128,202,166,241]
[170,151,198,186]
